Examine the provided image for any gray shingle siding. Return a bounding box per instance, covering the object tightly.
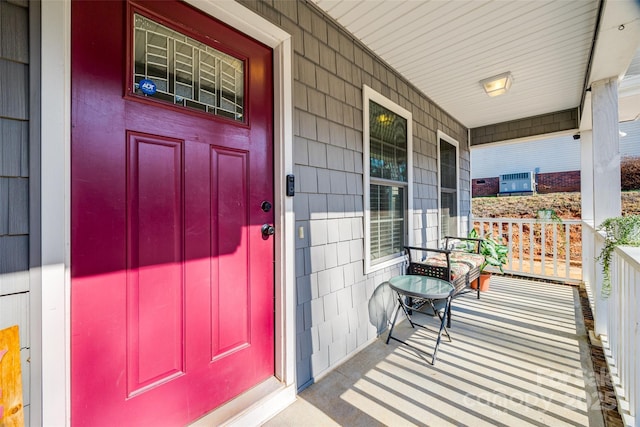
[0,0,31,419]
[0,0,30,273]
[0,0,30,286]
[240,0,470,389]
[471,108,579,145]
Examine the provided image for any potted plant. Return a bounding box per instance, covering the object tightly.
[596,215,640,296]
[467,228,509,291]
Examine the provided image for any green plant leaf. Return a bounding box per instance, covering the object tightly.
[596,215,640,297]
[496,246,509,255]
[485,256,501,266]
[469,230,509,273]
[485,245,498,258]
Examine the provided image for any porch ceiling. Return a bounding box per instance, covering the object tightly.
[311,0,640,131]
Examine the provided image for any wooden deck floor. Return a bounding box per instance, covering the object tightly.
[264,276,605,427]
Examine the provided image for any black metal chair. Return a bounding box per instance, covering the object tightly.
[404,236,484,327]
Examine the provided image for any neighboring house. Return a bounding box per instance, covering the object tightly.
[471,120,640,196]
[0,1,636,426]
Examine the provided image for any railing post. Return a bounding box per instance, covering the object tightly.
[601,246,640,426]
[581,222,594,295]
[593,236,608,337]
[633,273,639,424]
[472,217,581,283]
[529,222,534,275]
[518,222,523,272]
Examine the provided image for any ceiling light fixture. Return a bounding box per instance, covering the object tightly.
[480,72,513,97]
[377,113,393,125]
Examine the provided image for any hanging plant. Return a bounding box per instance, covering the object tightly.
[596,215,640,296]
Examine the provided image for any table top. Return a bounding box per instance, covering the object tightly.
[388,275,454,299]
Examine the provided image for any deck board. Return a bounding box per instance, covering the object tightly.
[265,276,604,427]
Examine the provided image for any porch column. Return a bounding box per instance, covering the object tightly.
[591,77,621,337]
[579,131,595,291]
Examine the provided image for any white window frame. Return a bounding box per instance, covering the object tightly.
[363,85,413,274]
[437,130,460,242]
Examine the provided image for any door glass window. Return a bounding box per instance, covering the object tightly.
[133,14,244,121]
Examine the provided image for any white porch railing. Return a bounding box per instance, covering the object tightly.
[472,217,582,283]
[586,222,640,426]
[471,218,639,424]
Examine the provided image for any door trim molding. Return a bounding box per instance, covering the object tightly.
[436,130,461,243]
[41,1,294,425]
[29,1,42,425]
[41,0,71,424]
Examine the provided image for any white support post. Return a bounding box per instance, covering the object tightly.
[591,77,621,338]
[580,131,595,293]
[580,131,594,223]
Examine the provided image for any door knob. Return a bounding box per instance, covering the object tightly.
[261,224,275,240]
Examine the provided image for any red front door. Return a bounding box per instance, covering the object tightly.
[71,1,274,425]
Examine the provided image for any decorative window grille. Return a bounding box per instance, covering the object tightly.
[133,14,244,121]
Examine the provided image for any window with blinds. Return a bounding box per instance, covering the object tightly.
[364,88,412,271]
[369,184,405,261]
[439,136,458,240]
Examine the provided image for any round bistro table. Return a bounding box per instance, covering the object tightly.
[385,275,455,365]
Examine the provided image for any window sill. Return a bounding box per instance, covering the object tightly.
[365,254,406,275]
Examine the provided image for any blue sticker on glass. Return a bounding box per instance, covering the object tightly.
[139,79,156,95]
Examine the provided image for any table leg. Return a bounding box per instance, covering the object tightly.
[431,296,451,365]
[385,297,403,344]
[429,300,451,342]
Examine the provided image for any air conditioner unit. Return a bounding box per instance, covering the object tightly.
[499,171,535,194]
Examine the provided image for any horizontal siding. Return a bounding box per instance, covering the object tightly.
[0,292,30,408]
[471,135,581,178]
[0,292,29,346]
[472,120,640,179]
[21,347,29,405]
[0,270,29,295]
[620,120,640,158]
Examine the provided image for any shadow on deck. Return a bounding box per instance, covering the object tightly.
[265,276,607,427]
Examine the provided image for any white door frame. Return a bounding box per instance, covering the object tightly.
[40,1,295,424]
